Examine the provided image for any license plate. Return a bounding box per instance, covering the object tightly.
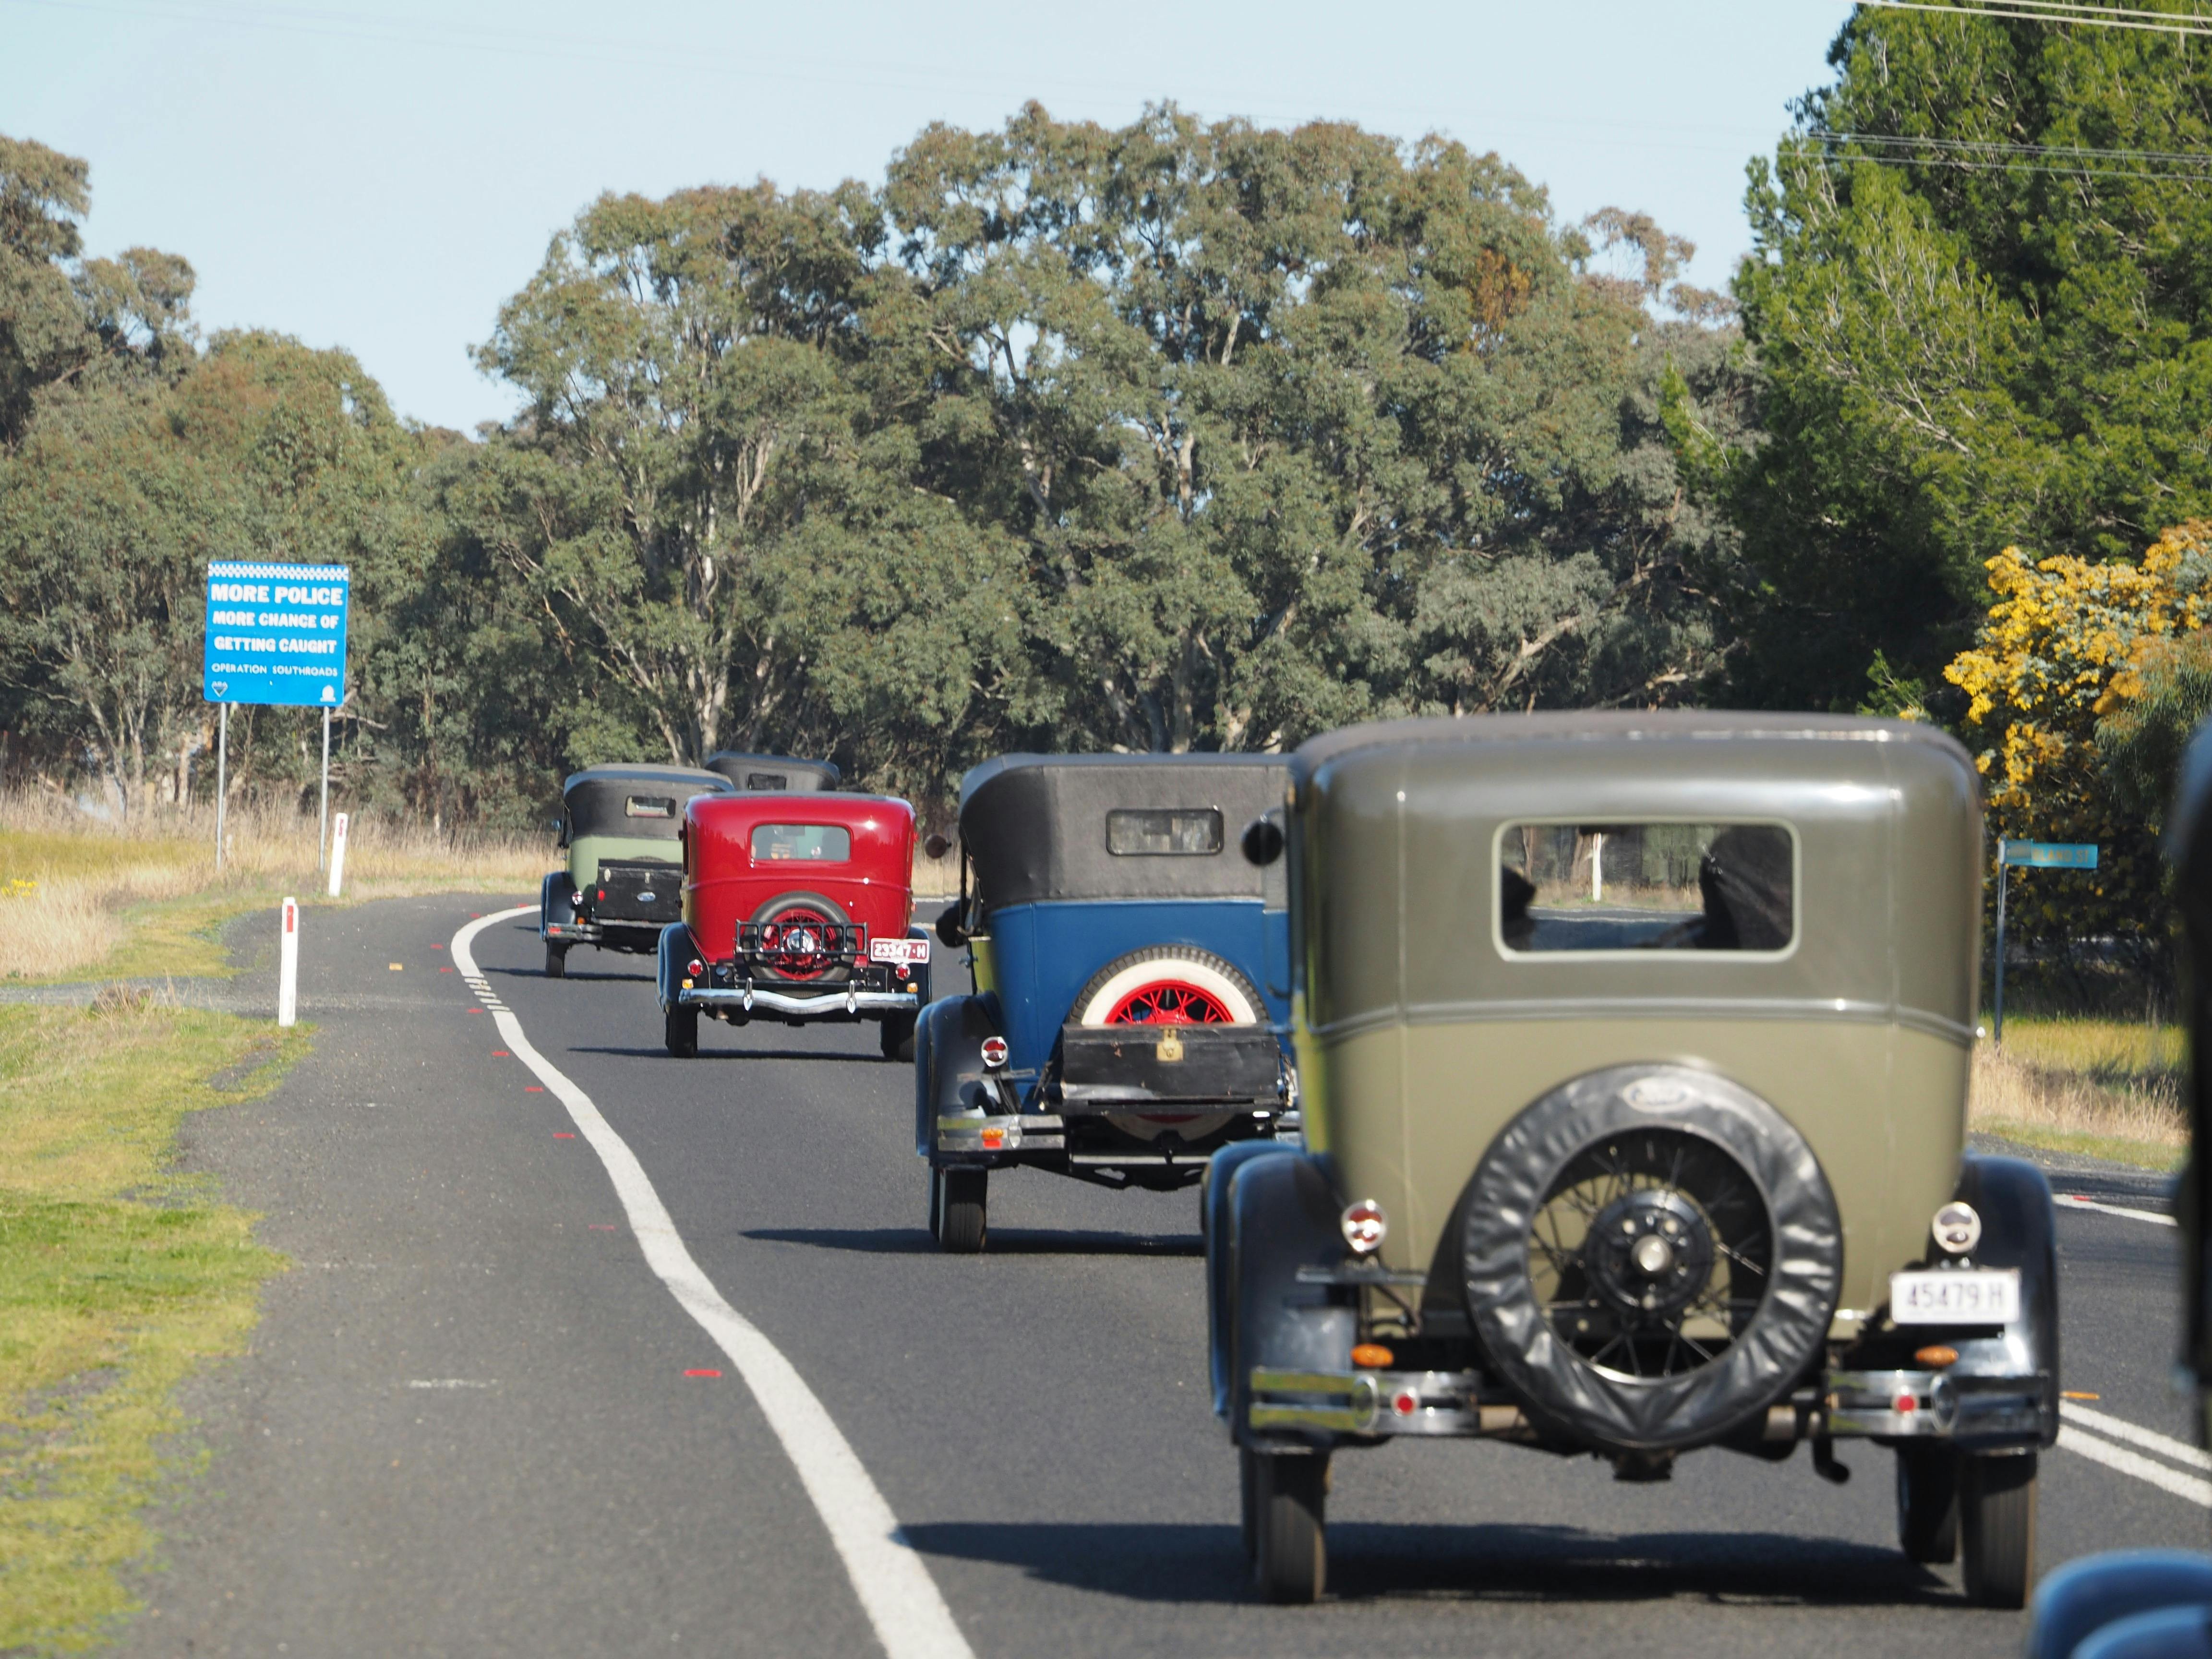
[870,937,932,964]
[1889,1268,2020,1325]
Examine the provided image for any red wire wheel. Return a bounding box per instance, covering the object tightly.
[1103,980,1235,1024]
[758,906,837,981]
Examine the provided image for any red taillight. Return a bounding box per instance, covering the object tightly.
[686,958,704,977]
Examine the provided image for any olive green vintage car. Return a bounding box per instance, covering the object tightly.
[1208,712,2056,1607]
[540,763,732,977]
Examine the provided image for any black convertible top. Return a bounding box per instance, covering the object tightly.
[562,763,732,841]
[704,751,842,793]
[958,753,1289,912]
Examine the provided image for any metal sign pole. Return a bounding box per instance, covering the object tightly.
[215,703,228,873]
[1993,837,2009,1046]
[318,707,331,872]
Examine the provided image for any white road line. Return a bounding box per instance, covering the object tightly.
[2055,1192,2176,1227]
[2059,1425,2212,1507]
[452,909,973,1659]
[2061,1401,2212,1472]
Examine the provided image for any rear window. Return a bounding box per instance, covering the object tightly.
[1107,808,1224,856]
[1499,822,1795,954]
[625,795,676,819]
[743,771,788,790]
[751,824,851,862]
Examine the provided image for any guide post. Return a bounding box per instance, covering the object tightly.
[278,897,299,1027]
[1993,839,2100,1043]
[327,812,349,899]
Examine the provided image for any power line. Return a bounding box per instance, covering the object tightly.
[1857,0,2212,37]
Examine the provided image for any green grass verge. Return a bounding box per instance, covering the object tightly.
[1976,1117,2187,1173]
[0,1002,307,1653]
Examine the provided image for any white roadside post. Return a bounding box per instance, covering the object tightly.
[327,812,349,899]
[278,897,299,1027]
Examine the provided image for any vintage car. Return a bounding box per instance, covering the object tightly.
[1209,712,2058,1607]
[541,763,733,977]
[917,753,1294,1252]
[705,751,842,793]
[655,790,930,1060]
[2023,727,2212,1659]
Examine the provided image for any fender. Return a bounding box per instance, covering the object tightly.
[1205,1139,1303,1415]
[656,922,700,1015]
[1954,1152,2062,1448]
[904,925,935,1009]
[1227,1152,1355,1449]
[539,871,568,939]
[914,993,1003,1162]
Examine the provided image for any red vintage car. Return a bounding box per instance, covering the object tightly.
[654,791,932,1060]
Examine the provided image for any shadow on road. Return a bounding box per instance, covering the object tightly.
[900,1520,1957,1608]
[743,1226,1201,1258]
[572,1045,890,1065]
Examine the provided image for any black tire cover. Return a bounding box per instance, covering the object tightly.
[1462,1063,1842,1454]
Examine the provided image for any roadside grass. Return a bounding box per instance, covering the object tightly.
[1971,1013,2187,1171]
[0,794,545,982]
[0,999,309,1653]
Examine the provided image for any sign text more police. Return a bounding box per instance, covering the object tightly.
[203,562,350,708]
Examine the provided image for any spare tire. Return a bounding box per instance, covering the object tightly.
[1461,1063,1840,1454]
[747,890,855,985]
[1072,945,1262,1026]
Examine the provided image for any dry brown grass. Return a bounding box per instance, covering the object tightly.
[1970,1018,2188,1167]
[0,792,546,982]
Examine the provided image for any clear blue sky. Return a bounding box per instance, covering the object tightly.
[1,0,1856,433]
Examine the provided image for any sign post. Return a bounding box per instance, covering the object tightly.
[1993,839,2100,1044]
[277,896,299,1027]
[201,562,350,869]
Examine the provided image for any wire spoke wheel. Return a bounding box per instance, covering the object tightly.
[1527,1129,1772,1382]
[1105,980,1235,1024]
[758,907,836,981]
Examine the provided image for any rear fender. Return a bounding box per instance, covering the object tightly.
[1953,1153,2061,1446]
[915,993,1004,1162]
[655,922,699,1014]
[539,871,568,937]
[1227,1152,1354,1448]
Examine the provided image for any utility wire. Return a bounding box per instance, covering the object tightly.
[1857,0,2212,37]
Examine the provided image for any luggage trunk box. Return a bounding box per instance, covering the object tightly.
[595,861,683,924]
[1056,1022,1282,1107]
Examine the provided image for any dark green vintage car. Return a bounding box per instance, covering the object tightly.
[1210,712,2056,1607]
[539,764,732,977]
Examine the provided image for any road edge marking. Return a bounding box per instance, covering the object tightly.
[2058,1425,2212,1508]
[2060,1400,2212,1472]
[454,908,974,1659]
[2055,1193,2176,1227]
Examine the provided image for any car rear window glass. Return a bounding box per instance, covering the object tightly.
[1106,808,1223,856]
[1499,822,1794,954]
[625,795,676,818]
[743,771,787,790]
[751,824,852,862]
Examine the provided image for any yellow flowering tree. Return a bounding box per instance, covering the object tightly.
[1943,524,2212,944]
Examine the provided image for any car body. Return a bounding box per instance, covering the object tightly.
[916,753,1294,1251]
[2022,723,2212,1659]
[540,763,733,977]
[1211,712,2057,1607]
[655,790,928,1060]
[705,751,842,793]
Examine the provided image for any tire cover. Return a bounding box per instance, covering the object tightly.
[747,890,854,984]
[1462,1063,1842,1454]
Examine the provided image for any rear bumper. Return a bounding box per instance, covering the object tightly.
[675,985,920,1019]
[934,1106,1281,1167]
[1242,1364,2048,1447]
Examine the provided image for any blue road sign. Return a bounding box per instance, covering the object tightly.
[2000,840,2099,870]
[202,562,349,708]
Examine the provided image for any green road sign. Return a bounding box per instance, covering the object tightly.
[2000,841,2099,869]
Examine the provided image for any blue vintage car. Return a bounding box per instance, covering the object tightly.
[915,753,1294,1251]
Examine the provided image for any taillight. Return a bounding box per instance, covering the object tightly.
[1341,1199,1387,1254]
[686,958,704,977]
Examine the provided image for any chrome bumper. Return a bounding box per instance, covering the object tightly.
[676,985,919,1018]
[1244,1364,2046,1443]
[935,1108,1279,1158]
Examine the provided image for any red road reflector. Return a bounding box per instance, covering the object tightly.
[465,1008,482,1014]
[553,1131,576,1139]
[684,1369,722,1378]
[493,1050,510,1057]
[589,1223,617,1230]
[526,1086,545,1093]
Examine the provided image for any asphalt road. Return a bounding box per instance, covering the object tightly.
[116,892,2206,1659]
